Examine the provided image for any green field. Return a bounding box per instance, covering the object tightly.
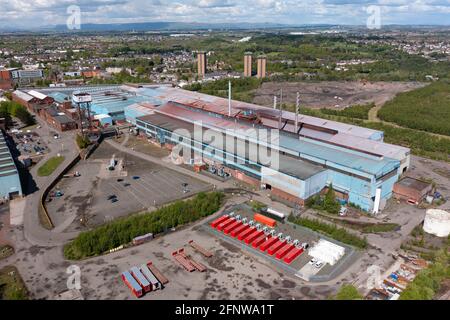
[378,81,450,136]
[37,156,65,177]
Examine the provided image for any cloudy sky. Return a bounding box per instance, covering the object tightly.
[0,0,449,29]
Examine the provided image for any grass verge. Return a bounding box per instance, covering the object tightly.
[0,266,28,300]
[37,156,65,177]
[0,245,14,260]
[288,215,368,249]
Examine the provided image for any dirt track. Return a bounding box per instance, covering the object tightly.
[252,81,426,109]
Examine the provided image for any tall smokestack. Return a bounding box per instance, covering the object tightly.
[295,92,300,133]
[278,93,282,130]
[228,80,232,117]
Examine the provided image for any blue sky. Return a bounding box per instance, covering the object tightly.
[0,0,449,29]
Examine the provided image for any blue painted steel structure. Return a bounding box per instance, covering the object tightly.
[135,103,401,212]
[0,131,22,199]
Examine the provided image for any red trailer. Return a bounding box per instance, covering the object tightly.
[121,271,143,298]
[210,215,228,228]
[283,247,304,264]
[252,234,269,248]
[244,230,264,245]
[147,261,169,285]
[172,249,195,272]
[275,244,295,260]
[217,218,235,231]
[130,266,151,293]
[267,240,287,255]
[223,220,242,235]
[230,224,249,238]
[238,227,257,241]
[259,237,279,252]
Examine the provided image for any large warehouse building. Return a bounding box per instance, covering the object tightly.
[0,131,22,199]
[37,84,410,213]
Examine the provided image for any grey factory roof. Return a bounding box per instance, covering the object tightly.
[278,155,326,180]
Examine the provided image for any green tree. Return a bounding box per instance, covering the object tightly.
[332,284,363,300]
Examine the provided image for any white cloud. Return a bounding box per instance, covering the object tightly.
[0,0,448,29]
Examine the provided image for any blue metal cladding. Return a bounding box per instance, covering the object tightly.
[0,173,22,198]
[135,120,401,212]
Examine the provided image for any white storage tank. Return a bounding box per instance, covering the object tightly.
[423,209,450,237]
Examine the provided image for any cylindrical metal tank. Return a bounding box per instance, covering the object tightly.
[423,209,450,237]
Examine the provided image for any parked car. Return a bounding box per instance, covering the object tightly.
[339,206,348,216]
[107,195,116,200]
[111,198,119,203]
[309,258,317,265]
[314,261,323,269]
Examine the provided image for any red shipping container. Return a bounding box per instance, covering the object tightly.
[267,240,287,255]
[211,215,229,228]
[259,237,279,251]
[238,227,256,241]
[230,224,249,237]
[223,220,242,234]
[252,234,269,248]
[275,244,295,260]
[254,213,276,228]
[217,218,235,231]
[283,247,304,264]
[244,230,264,244]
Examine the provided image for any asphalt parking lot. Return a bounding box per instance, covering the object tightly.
[46,142,212,230]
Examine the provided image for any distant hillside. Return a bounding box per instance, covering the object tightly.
[49,21,295,32]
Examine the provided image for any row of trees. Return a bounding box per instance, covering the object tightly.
[288,215,368,249]
[400,249,450,300]
[0,101,35,127]
[64,192,224,260]
[185,78,263,103]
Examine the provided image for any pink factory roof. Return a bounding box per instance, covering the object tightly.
[145,86,382,140]
[282,122,409,159]
[156,101,261,134]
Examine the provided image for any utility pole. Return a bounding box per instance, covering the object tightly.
[228,80,232,117]
[295,92,300,133]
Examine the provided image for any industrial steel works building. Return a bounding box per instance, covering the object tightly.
[0,130,22,199]
[38,84,410,213]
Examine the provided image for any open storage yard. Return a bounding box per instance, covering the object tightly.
[45,142,211,231]
[12,208,347,300]
[205,203,358,282]
[252,81,425,109]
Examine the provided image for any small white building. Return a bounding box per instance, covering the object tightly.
[308,239,345,266]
